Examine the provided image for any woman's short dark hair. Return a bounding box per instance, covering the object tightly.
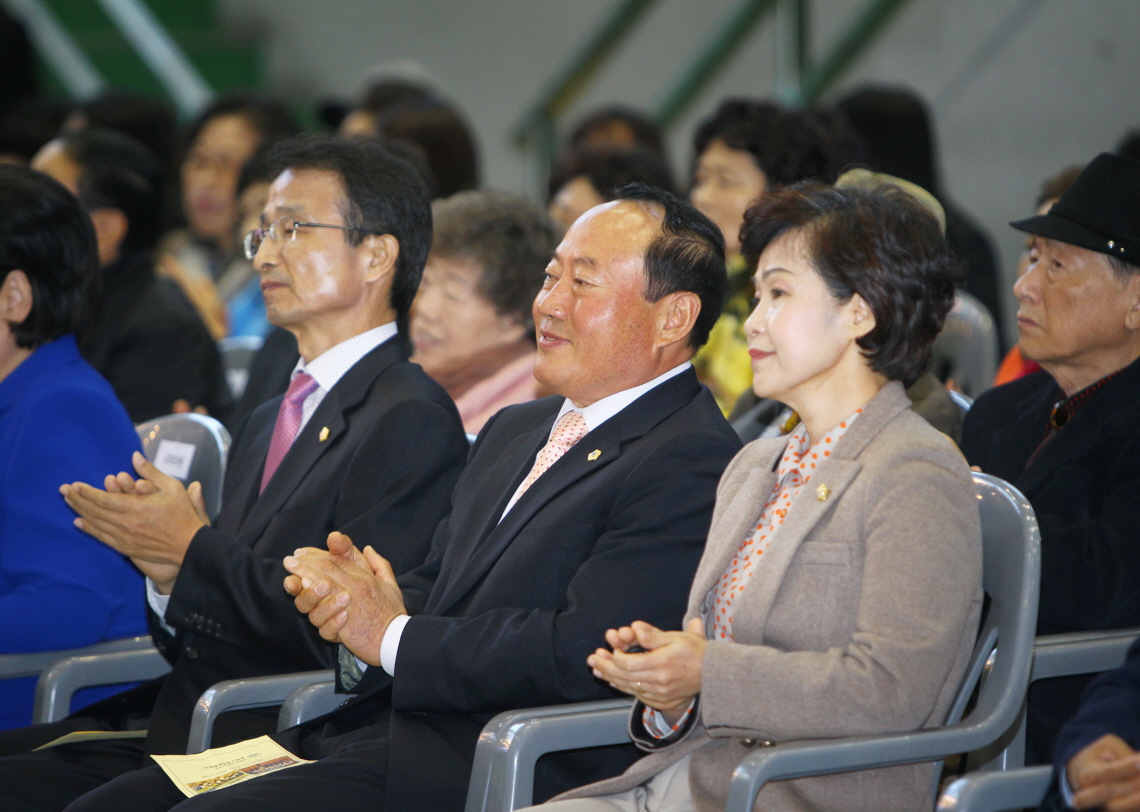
[693,100,861,186]
[266,136,433,347]
[375,96,479,198]
[547,146,676,203]
[430,190,558,338]
[741,182,961,385]
[0,164,99,349]
[613,183,728,350]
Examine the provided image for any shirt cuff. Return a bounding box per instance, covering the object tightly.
[1060,768,1077,809]
[145,578,176,636]
[380,614,411,676]
[642,699,695,740]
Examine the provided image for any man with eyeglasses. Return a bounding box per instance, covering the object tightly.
[0,137,468,812]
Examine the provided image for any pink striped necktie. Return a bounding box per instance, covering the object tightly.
[260,371,320,493]
[515,410,589,499]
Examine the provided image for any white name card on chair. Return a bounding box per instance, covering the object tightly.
[155,440,196,481]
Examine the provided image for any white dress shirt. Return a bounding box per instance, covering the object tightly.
[147,323,398,630]
[375,361,693,676]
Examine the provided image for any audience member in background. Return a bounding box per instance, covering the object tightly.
[412,190,556,434]
[567,105,669,163]
[961,153,1140,765]
[0,137,468,812]
[689,99,862,413]
[1040,637,1140,812]
[994,164,1084,386]
[540,181,979,812]
[837,84,1003,344]
[31,127,231,423]
[0,98,68,166]
[356,93,479,198]
[63,184,741,812]
[158,93,298,336]
[547,146,676,231]
[215,151,276,339]
[63,92,178,180]
[336,76,431,139]
[732,168,966,443]
[0,165,146,730]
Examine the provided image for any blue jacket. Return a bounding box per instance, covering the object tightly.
[0,334,147,728]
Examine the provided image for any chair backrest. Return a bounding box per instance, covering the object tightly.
[136,414,231,520]
[932,292,999,398]
[932,473,1040,791]
[948,389,974,414]
[218,335,265,399]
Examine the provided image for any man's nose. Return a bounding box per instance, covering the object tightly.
[535,280,567,319]
[1013,262,1038,302]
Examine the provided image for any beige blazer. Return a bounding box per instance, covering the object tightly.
[554,382,983,812]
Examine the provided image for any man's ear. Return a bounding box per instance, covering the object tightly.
[362,233,400,283]
[656,291,701,349]
[1123,273,1140,332]
[88,208,129,267]
[0,269,33,324]
[847,293,877,340]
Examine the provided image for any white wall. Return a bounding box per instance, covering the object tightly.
[218,0,1140,342]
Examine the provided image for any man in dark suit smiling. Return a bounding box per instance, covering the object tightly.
[0,138,467,811]
[67,184,742,812]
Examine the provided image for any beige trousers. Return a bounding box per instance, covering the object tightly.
[523,754,694,812]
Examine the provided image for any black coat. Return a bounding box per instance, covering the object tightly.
[960,355,1140,762]
[139,336,468,754]
[78,250,231,423]
[272,368,742,812]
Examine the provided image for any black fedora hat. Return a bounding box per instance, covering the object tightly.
[1011,152,1140,263]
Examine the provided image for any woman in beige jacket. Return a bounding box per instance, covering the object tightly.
[533,181,983,812]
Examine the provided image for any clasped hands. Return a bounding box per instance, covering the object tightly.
[61,451,209,594]
[587,618,707,725]
[283,532,405,668]
[1067,734,1140,810]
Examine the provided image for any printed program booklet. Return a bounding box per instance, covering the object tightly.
[151,735,312,797]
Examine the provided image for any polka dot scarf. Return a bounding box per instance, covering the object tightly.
[709,409,862,642]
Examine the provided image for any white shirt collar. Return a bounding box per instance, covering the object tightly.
[292,322,398,393]
[550,361,692,437]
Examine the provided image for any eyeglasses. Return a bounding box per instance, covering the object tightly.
[243,216,369,261]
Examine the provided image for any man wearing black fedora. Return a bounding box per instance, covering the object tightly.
[961,151,1140,765]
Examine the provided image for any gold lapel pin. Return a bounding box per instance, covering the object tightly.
[319,427,330,442]
[587,449,601,461]
[815,484,831,502]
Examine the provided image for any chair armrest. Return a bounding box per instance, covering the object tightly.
[937,765,1053,812]
[33,644,170,724]
[465,698,633,812]
[0,635,155,681]
[186,669,334,753]
[1031,628,1140,681]
[725,716,1020,812]
[277,680,340,730]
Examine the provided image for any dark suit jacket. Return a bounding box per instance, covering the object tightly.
[78,250,232,423]
[960,355,1140,762]
[1040,638,1140,811]
[280,368,742,812]
[132,336,468,754]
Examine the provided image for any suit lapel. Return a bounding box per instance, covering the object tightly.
[984,382,1054,486]
[229,338,406,547]
[428,369,702,616]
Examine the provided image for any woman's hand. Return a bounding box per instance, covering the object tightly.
[587,618,707,718]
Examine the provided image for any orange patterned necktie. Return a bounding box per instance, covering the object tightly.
[515,410,589,498]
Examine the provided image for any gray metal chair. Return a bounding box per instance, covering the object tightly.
[217,335,265,400]
[33,642,171,723]
[136,413,231,520]
[464,473,1041,812]
[937,765,1053,812]
[948,389,974,414]
[184,669,337,753]
[993,626,1140,769]
[932,292,1000,398]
